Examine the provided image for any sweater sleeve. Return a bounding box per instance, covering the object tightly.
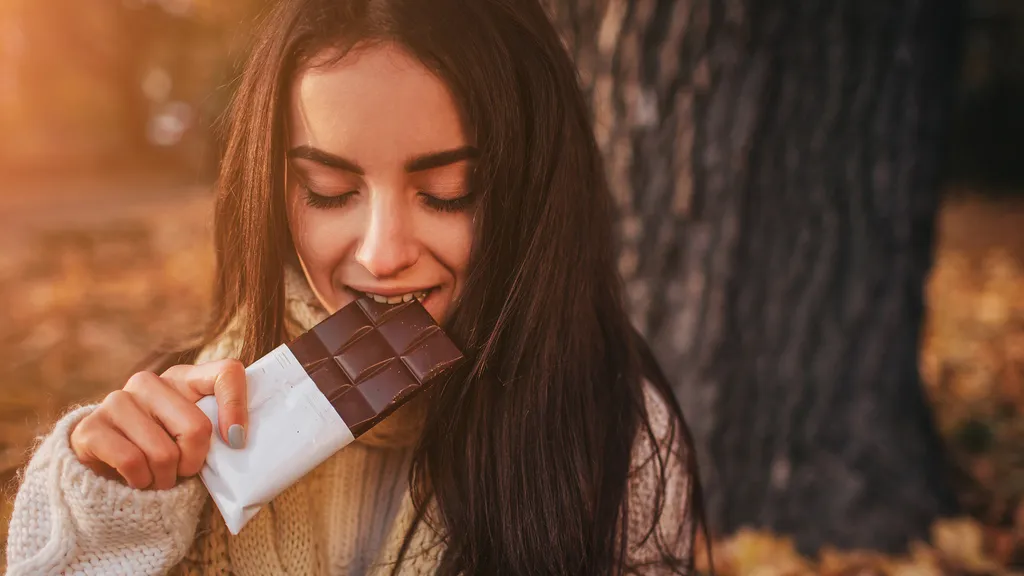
[623,383,698,575]
[5,404,208,576]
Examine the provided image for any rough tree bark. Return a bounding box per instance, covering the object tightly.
[545,0,965,554]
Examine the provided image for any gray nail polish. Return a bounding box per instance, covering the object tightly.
[228,424,246,449]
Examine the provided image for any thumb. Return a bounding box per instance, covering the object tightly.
[161,359,249,449]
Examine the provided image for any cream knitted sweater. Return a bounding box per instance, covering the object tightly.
[6,269,695,575]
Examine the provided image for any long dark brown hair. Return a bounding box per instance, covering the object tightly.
[154,0,706,573]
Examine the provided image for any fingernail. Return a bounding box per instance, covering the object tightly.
[228,424,246,449]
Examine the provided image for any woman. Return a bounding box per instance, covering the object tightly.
[6,0,703,574]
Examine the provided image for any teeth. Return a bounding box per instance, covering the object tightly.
[363,289,431,304]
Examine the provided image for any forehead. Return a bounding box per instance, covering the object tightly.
[287,43,468,166]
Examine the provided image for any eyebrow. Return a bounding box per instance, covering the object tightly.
[286,144,478,175]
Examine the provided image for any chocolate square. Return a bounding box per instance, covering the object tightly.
[312,303,373,355]
[335,329,393,382]
[401,329,464,382]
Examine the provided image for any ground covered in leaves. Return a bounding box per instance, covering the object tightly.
[0,185,1021,574]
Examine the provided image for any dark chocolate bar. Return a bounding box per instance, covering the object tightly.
[287,297,464,436]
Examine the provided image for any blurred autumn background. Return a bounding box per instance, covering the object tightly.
[1,0,1023,574]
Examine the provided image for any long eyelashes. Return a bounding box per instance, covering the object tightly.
[303,187,355,209]
[302,186,476,213]
[421,192,476,213]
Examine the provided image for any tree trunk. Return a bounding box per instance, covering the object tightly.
[546,0,965,554]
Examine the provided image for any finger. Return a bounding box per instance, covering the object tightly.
[103,390,181,490]
[124,372,214,477]
[72,415,154,489]
[161,359,248,448]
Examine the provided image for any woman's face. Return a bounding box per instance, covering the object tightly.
[285,43,475,323]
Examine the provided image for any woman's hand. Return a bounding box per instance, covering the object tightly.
[69,359,248,490]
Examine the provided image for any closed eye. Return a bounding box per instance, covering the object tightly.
[303,186,356,209]
[420,191,476,213]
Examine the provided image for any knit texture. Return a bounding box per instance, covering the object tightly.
[6,267,695,575]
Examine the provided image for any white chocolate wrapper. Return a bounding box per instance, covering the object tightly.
[196,344,355,534]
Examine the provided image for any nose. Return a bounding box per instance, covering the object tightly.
[355,191,419,279]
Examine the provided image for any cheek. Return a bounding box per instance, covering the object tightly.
[422,213,474,279]
[287,197,353,273]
